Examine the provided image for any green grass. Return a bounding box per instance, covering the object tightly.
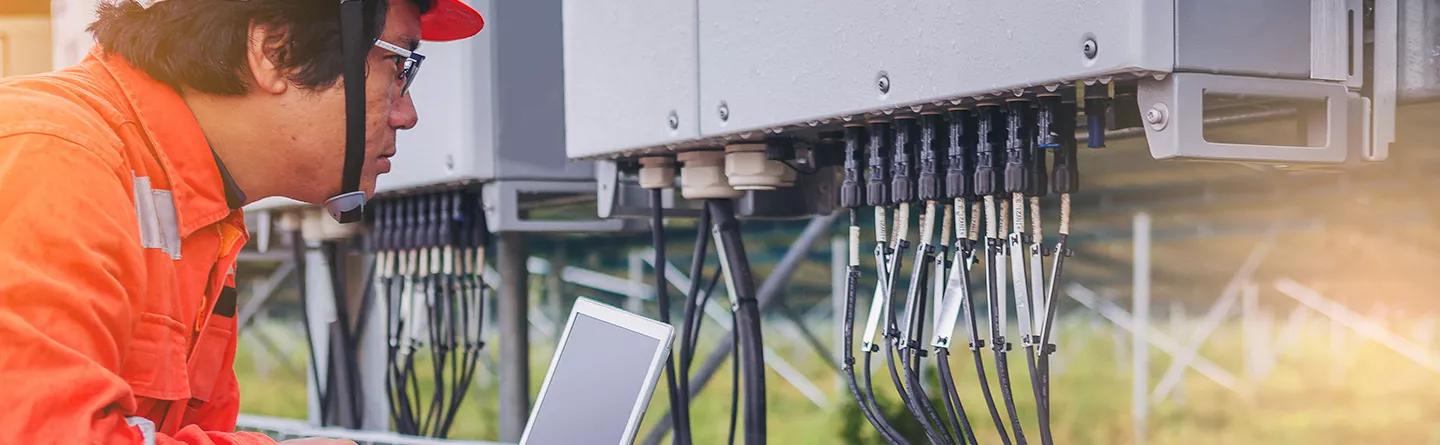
[236,317,1440,444]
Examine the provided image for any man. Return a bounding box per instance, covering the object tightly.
[0,0,482,443]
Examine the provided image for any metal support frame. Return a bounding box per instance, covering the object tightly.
[1131,212,1150,445]
[1150,233,1274,403]
[1273,278,1440,374]
[497,232,531,442]
[1067,285,1244,394]
[238,261,296,330]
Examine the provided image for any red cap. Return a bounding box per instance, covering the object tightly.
[421,0,484,42]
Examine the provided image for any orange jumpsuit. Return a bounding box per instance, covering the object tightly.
[0,48,274,444]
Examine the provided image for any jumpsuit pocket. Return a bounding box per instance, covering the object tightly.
[118,312,192,402]
[185,314,234,404]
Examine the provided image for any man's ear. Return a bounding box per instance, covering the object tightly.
[245,23,290,95]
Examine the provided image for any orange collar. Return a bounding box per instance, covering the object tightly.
[86,48,241,237]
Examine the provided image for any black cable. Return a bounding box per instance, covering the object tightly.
[936,348,977,445]
[423,273,446,436]
[708,199,766,445]
[933,208,980,445]
[322,241,366,428]
[679,205,712,402]
[652,188,692,445]
[688,268,723,357]
[899,240,956,445]
[842,212,908,445]
[994,338,1026,445]
[883,253,951,445]
[382,259,403,431]
[975,102,1015,445]
[727,309,741,445]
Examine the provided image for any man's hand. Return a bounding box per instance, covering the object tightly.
[279,438,358,445]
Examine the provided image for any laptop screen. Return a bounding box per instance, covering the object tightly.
[524,313,663,444]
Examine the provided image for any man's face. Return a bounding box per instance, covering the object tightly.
[288,0,421,201]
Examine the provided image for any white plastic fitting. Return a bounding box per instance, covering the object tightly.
[638,156,677,189]
[723,143,796,191]
[300,207,363,241]
[677,150,743,200]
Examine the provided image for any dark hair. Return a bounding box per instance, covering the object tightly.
[89,0,432,95]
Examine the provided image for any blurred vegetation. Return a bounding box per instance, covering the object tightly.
[237,313,1440,444]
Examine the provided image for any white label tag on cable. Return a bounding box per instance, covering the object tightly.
[1009,233,1033,339]
[931,259,967,348]
[860,263,890,352]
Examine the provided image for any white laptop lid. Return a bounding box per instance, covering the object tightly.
[519,298,674,445]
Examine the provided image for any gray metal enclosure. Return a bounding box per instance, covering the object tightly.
[387,0,614,232]
[561,0,1400,166]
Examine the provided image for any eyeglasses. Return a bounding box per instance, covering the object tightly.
[374,39,425,96]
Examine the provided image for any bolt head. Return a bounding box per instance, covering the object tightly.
[1083,39,1099,59]
[877,72,891,94]
[1145,103,1170,131]
[718,102,730,121]
[667,110,680,130]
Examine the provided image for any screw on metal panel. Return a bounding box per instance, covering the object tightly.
[1145,103,1169,131]
[1083,39,1099,59]
[667,110,680,130]
[445,154,455,171]
[877,72,891,94]
[718,101,730,122]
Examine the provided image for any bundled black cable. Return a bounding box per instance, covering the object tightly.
[677,203,710,435]
[895,114,960,445]
[932,107,980,445]
[651,188,693,445]
[708,199,767,445]
[974,102,1015,445]
[838,124,908,445]
[1032,99,1080,445]
[997,99,1033,445]
[374,189,488,438]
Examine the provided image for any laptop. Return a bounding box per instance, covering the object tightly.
[519,298,674,445]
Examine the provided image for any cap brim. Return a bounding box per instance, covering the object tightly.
[421,0,484,42]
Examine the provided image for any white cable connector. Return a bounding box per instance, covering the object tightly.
[638,156,676,189]
[984,196,998,240]
[874,207,888,245]
[677,150,742,200]
[969,201,982,242]
[939,204,953,249]
[1030,197,1042,244]
[1012,193,1026,236]
[1059,193,1072,236]
[894,202,911,246]
[848,226,861,267]
[918,202,935,246]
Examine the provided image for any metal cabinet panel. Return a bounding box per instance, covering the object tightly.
[1174,0,1312,78]
[696,0,1174,137]
[383,0,592,194]
[563,0,700,159]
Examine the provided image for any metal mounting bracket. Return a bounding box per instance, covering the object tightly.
[1138,73,1351,163]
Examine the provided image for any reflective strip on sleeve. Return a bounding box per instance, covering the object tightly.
[124,416,156,445]
[132,176,182,260]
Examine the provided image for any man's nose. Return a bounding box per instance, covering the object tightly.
[392,93,419,130]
